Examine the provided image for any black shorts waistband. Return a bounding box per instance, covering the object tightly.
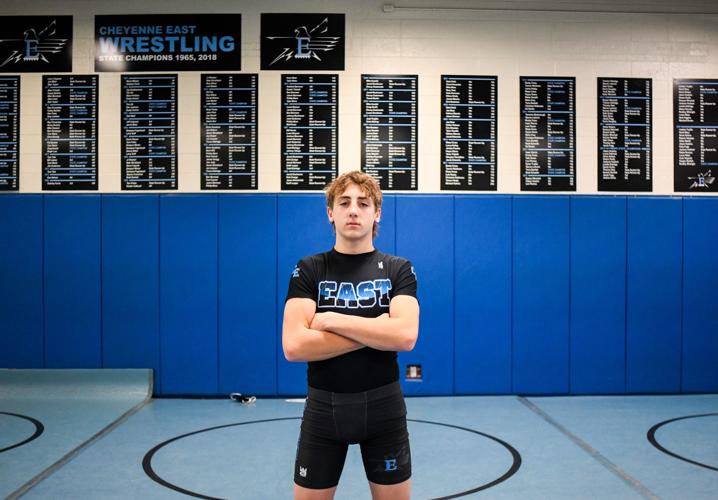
[307,380,402,405]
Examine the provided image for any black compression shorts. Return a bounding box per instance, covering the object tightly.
[294,381,412,489]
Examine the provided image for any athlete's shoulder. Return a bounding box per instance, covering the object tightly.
[298,250,331,266]
[294,251,331,280]
[377,251,412,268]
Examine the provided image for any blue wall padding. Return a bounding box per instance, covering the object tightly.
[375,194,396,255]
[397,196,454,395]
[626,198,682,393]
[512,196,570,394]
[0,195,43,367]
[159,195,218,395]
[570,197,627,393]
[276,195,336,395]
[454,196,512,394]
[2,194,717,396]
[101,196,160,390]
[682,198,718,392]
[44,196,102,368]
[218,195,277,395]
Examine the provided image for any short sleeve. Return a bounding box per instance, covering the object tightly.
[391,259,417,299]
[285,258,317,302]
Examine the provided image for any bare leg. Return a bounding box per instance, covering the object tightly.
[294,484,337,500]
[369,478,411,500]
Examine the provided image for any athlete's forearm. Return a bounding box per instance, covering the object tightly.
[283,325,365,362]
[311,312,417,352]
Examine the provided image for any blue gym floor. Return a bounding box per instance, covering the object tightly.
[1,370,716,499]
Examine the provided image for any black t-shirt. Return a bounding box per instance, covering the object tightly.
[285,248,418,393]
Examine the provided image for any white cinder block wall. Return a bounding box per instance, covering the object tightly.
[7,0,718,194]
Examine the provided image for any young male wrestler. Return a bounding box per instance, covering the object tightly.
[283,170,420,500]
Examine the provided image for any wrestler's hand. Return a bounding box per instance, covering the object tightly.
[310,311,336,332]
[311,311,391,333]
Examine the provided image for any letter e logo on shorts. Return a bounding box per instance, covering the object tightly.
[299,466,308,477]
[384,458,397,471]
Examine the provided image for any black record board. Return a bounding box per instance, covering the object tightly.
[441,76,497,190]
[201,74,258,190]
[43,75,98,191]
[281,74,338,190]
[0,76,19,191]
[598,78,652,192]
[121,74,177,190]
[674,79,718,192]
[520,77,576,191]
[362,75,418,191]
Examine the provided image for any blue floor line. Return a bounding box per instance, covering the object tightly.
[4,370,153,500]
[518,396,659,500]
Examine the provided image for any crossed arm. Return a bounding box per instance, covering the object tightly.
[282,295,420,362]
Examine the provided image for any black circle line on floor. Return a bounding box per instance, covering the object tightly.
[0,411,45,453]
[647,412,718,472]
[142,417,522,500]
